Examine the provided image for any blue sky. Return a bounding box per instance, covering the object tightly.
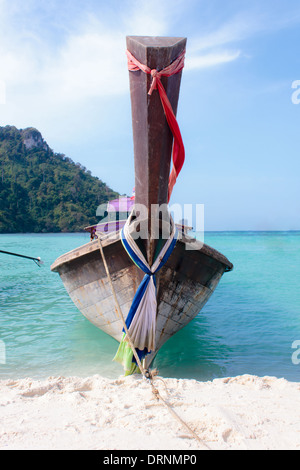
[0,0,299,230]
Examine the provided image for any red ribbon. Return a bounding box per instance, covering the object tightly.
[126,49,185,202]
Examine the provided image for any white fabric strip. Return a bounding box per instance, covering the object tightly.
[122,215,177,352]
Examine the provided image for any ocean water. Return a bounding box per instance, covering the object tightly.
[0,231,299,382]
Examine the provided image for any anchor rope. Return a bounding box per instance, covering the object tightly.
[97,235,210,450]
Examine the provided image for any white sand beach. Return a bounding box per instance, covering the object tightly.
[0,373,299,451]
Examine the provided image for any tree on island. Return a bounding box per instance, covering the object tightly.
[0,126,119,233]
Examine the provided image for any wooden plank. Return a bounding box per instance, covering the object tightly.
[126,36,186,264]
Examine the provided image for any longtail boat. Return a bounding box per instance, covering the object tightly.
[51,36,233,374]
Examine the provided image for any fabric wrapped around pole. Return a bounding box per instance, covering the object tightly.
[113,216,178,374]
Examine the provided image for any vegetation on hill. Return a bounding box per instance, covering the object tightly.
[0,125,119,232]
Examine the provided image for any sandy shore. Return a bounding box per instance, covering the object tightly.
[0,373,299,450]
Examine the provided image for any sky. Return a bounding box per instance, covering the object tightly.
[0,0,299,230]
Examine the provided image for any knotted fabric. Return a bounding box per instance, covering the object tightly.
[126,49,186,201]
[114,217,178,374]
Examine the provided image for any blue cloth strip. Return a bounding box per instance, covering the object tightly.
[121,233,150,274]
[123,274,152,330]
[120,226,178,364]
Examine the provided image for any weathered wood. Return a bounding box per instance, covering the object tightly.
[51,232,232,366]
[126,36,186,264]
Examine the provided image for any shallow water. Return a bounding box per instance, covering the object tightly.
[0,231,299,381]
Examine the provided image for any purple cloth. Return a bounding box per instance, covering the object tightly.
[107,197,134,212]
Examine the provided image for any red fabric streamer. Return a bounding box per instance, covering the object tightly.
[126,49,185,202]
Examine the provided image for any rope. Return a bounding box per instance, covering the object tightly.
[0,249,43,267]
[97,236,145,374]
[97,235,210,450]
[126,49,185,202]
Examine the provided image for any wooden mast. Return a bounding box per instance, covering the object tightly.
[126,36,186,265]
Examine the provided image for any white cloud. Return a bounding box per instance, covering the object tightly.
[0,0,175,109]
[0,79,5,105]
[122,0,170,36]
[185,11,259,70]
[186,50,241,70]
[2,0,299,124]
[41,29,128,102]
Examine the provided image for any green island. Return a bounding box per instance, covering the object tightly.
[0,125,119,233]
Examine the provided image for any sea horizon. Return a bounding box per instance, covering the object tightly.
[1,231,299,383]
[0,229,299,235]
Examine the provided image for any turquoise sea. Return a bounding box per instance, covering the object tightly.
[0,232,300,382]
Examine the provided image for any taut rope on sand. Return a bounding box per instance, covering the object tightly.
[98,236,210,450]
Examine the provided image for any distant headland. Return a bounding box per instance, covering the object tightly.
[0,125,119,233]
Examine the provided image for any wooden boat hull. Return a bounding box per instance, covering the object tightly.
[51,232,232,367]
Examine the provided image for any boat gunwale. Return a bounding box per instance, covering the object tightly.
[50,230,233,273]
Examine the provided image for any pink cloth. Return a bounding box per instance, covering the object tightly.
[126,49,185,202]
